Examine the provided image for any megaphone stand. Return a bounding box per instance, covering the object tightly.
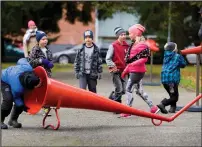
[24,67,202,130]
[176,46,202,112]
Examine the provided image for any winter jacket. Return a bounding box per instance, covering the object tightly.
[74,43,103,79]
[23,28,38,57]
[125,42,149,73]
[161,51,187,84]
[28,45,53,77]
[1,58,33,107]
[106,40,129,72]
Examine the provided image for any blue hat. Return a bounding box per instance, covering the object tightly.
[36,31,47,42]
[84,30,93,39]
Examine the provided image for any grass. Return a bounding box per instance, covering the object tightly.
[1,63,200,91]
[145,64,201,91]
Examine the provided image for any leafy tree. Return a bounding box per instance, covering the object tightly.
[1,1,202,50]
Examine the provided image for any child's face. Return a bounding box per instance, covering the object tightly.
[39,36,48,47]
[29,24,36,30]
[84,36,93,44]
[118,33,126,41]
[129,31,136,41]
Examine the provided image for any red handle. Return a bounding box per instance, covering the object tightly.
[42,108,60,130]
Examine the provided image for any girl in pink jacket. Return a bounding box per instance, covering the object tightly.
[120,24,159,117]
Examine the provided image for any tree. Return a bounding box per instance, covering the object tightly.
[1,1,202,49]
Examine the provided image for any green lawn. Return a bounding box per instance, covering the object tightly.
[145,64,200,91]
[1,63,200,91]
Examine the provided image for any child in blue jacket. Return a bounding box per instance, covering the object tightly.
[1,58,40,129]
[157,42,187,114]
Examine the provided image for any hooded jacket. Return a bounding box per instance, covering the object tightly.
[1,58,33,107]
[161,51,187,84]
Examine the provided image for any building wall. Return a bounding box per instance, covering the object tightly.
[51,11,96,45]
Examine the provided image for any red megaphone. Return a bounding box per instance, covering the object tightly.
[181,46,202,55]
[145,39,159,52]
[24,66,202,130]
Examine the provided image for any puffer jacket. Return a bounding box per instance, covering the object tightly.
[1,58,33,107]
[126,42,149,73]
[28,45,53,77]
[74,43,103,79]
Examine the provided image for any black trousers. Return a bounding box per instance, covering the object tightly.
[1,81,23,122]
[161,83,179,107]
[79,74,97,93]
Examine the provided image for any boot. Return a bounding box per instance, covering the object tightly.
[8,106,23,128]
[1,110,8,129]
[109,91,115,100]
[157,103,168,114]
[1,122,8,129]
[169,105,176,113]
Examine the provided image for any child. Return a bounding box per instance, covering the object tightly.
[120,24,159,117]
[157,42,187,113]
[106,27,129,103]
[28,30,54,115]
[23,20,38,57]
[1,58,40,129]
[74,30,103,93]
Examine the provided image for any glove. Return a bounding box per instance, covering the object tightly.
[42,59,50,66]
[98,73,102,80]
[23,105,30,112]
[75,73,80,79]
[47,62,54,69]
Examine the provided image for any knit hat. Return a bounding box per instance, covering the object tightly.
[19,71,40,89]
[128,24,146,36]
[28,20,36,28]
[84,30,93,39]
[36,31,47,42]
[114,27,126,37]
[164,42,178,52]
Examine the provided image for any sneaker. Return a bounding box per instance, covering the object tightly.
[119,113,132,118]
[157,103,168,114]
[1,122,8,129]
[150,105,160,114]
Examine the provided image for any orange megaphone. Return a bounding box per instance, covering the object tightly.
[145,39,159,52]
[24,66,202,130]
[181,46,202,55]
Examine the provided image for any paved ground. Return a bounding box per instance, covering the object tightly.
[2,71,202,146]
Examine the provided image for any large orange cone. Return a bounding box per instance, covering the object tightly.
[181,46,202,55]
[24,66,202,129]
[145,39,159,52]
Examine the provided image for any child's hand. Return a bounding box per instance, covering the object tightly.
[42,59,50,66]
[47,62,54,69]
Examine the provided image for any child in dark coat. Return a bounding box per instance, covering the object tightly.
[157,42,187,113]
[28,30,54,115]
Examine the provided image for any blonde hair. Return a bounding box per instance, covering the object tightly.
[135,36,145,44]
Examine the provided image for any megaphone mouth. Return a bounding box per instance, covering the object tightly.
[24,66,49,114]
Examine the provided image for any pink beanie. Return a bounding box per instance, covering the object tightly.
[28,20,36,28]
[128,24,146,36]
